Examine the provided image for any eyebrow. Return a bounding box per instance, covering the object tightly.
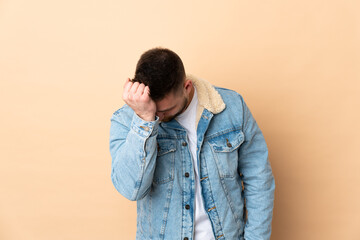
[157,105,177,112]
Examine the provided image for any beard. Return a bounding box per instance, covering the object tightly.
[161,96,189,122]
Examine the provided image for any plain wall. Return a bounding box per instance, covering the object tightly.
[1,0,359,239]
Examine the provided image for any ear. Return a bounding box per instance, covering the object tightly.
[183,79,193,95]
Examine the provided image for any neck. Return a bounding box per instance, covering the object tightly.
[185,85,194,109]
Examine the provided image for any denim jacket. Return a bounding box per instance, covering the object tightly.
[109,74,275,240]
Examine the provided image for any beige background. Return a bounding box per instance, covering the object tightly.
[1,0,359,239]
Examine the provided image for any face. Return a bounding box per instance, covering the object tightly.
[155,79,194,122]
[155,91,189,122]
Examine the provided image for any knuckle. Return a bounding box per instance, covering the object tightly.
[139,93,147,99]
[139,97,147,102]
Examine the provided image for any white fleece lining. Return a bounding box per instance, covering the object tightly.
[186,74,226,128]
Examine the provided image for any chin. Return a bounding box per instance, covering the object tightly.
[161,116,175,122]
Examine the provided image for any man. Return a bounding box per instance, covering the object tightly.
[109,47,275,240]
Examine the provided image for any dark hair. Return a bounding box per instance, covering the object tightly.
[133,47,186,101]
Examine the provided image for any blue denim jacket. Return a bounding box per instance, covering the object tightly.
[109,75,275,240]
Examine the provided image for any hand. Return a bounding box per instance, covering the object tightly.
[122,78,156,121]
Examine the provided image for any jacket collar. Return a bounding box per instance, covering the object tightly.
[186,74,226,114]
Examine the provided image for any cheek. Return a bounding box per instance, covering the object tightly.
[168,108,181,117]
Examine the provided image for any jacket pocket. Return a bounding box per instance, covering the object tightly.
[207,129,244,178]
[153,139,176,184]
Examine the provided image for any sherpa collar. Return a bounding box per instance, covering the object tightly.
[186,74,226,114]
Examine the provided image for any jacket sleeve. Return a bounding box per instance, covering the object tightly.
[109,108,159,201]
[237,96,276,240]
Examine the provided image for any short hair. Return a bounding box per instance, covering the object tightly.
[132,47,186,101]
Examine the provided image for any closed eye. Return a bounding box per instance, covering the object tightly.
[157,105,177,113]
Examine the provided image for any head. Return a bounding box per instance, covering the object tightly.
[133,47,193,122]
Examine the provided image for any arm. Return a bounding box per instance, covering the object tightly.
[109,78,159,201]
[238,96,276,240]
[109,109,159,201]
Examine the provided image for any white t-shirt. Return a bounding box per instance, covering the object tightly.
[175,86,215,240]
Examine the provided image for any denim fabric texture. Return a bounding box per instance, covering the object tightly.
[109,77,275,240]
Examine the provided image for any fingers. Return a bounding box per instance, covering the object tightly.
[121,78,156,120]
[140,86,154,105]
[123,78,132,94]
[136,84,145,98]
[129,81,140,95]
[123,77,151,101]
[143,86,150,97]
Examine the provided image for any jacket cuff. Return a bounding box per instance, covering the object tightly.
[130,113,159,138]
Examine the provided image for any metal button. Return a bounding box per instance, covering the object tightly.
[140,126,150,131]
[184,238,189,240]
[182,142,187,146]
[185,172,189,177]
[226,138,232,147]
[185,204,190,210]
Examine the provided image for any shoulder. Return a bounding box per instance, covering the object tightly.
[214,86,245,105]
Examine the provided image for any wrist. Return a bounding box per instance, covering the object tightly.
[138,113,155,122]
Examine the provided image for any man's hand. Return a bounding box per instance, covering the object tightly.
[122,78,156,121]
